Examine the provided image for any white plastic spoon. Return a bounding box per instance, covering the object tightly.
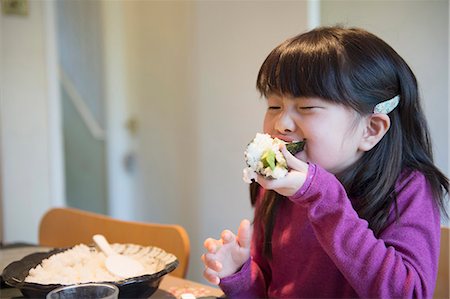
[93,234,145,279]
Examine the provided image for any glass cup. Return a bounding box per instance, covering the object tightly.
[46,283,119,299]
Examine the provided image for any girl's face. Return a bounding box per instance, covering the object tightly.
[263,94,367,174]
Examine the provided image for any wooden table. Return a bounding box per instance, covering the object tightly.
[0,275,223,298]
[158,275,223,298]
[0,246,223,298]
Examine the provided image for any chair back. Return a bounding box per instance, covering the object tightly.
[434,226,449,299]
[39,207,190,278]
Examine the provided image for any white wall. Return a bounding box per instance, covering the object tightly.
[101,1,136,219]
[0,1,63,243]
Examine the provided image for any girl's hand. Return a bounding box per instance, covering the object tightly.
[256,145,308,197]
[201,219,252,285]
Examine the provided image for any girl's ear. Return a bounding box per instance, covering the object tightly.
[359,114,391,152]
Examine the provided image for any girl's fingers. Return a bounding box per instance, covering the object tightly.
[202,253,222,272]
[237,219,252,249]
[255,165,307,197]
[255,145,308,192]
[221,229,236,244]
[280,144,308,172]
[203,238,222,253]
[255,174,282,190]
[203,267,220,285]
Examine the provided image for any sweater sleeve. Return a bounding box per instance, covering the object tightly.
[219,193,270,298]
[289,164,441,298]
[218,256,267,298]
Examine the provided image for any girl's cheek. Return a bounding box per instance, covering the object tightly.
[297,148,310,163]
[302,145,326,166]
[262,120,273,134]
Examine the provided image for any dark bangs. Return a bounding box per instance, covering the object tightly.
[256,29,357,109]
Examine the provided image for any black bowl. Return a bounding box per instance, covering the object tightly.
[2,247,178,298]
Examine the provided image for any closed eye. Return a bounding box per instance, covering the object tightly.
[268,106,281,110]
[299,106,320,110]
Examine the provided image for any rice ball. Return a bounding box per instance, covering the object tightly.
[243,133,306,183]
[243,133,288,182]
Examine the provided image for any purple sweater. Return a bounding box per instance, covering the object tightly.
[220,164,441,298]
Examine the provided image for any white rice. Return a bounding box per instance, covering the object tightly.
[25,244,172,285]
[243,133,288,183]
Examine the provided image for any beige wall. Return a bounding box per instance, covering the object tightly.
[0,1,62,244]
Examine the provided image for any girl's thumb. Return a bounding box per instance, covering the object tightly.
[280,144,308,173]
[237,219,252,249]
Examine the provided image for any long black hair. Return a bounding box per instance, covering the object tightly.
[252,26,449,258]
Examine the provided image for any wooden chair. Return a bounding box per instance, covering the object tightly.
[39,207,190,278]
[434,226,449,299]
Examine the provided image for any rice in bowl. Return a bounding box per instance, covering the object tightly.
[25,243,176,285]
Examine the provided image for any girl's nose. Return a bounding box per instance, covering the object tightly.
[275,111,296,133]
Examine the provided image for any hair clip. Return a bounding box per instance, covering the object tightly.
[373,95,400,114]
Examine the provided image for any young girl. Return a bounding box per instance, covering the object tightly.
[201,27,449,298]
